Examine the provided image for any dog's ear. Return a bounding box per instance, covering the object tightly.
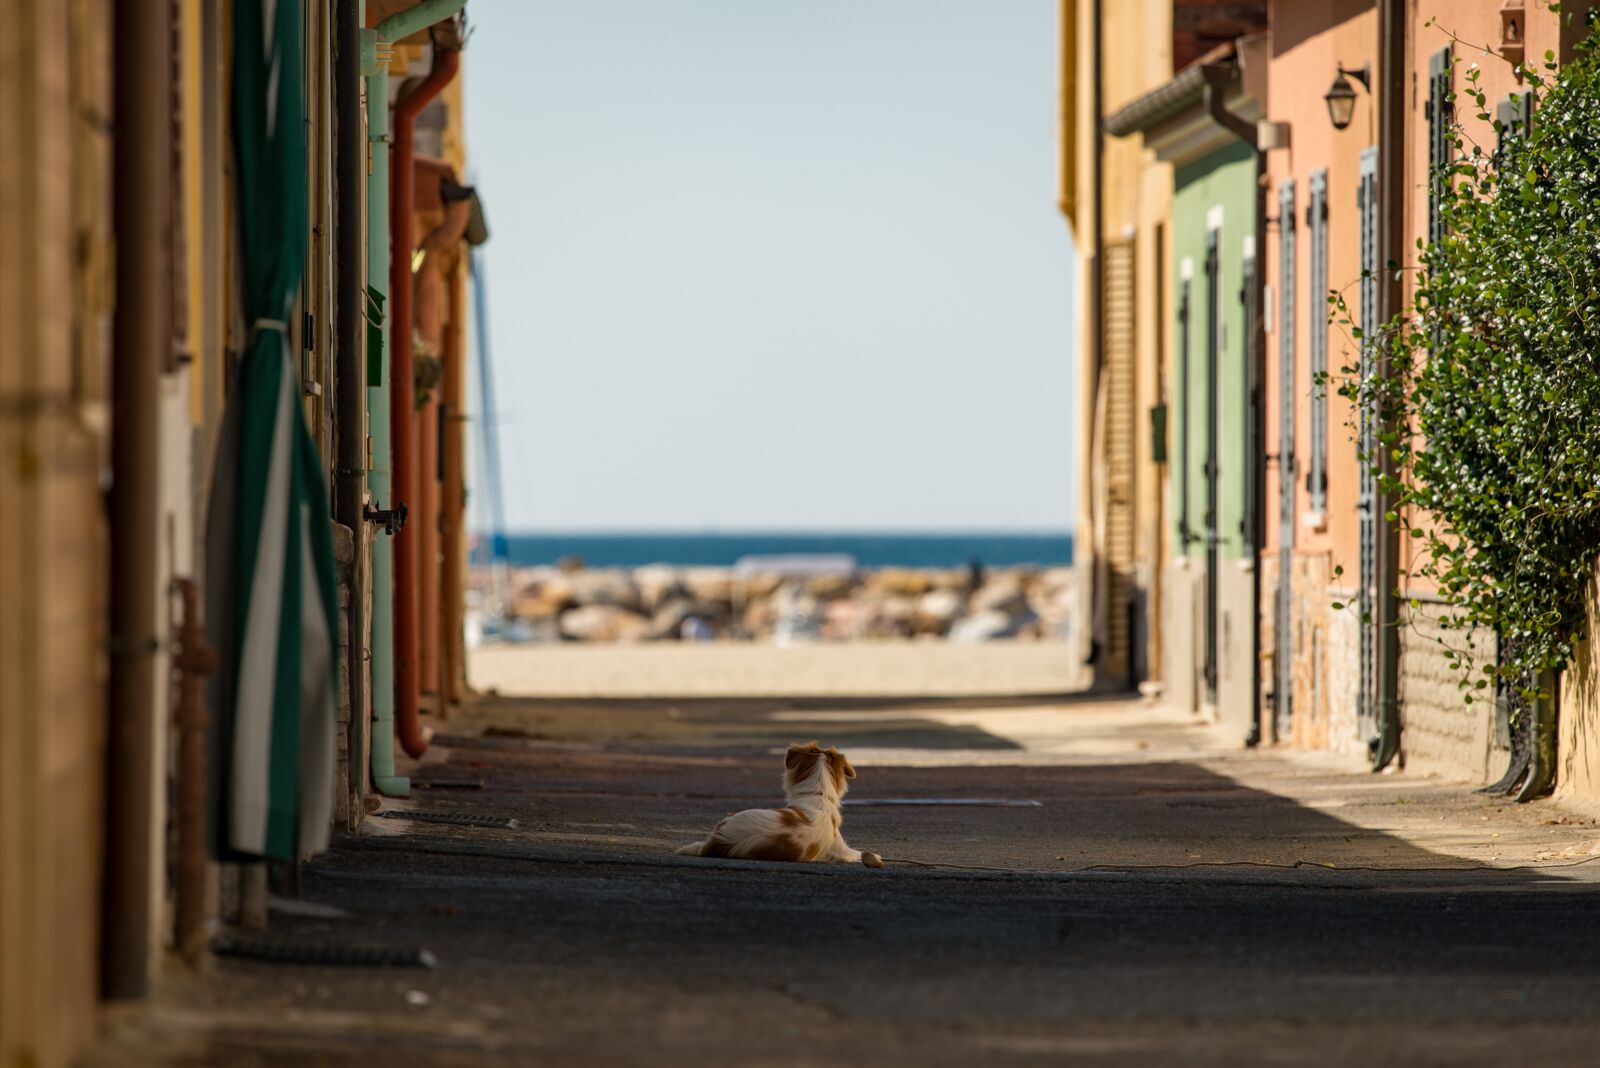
[826,747,856,779]
[785,742,815,771]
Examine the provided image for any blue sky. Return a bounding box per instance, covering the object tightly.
[465,0,1076,531]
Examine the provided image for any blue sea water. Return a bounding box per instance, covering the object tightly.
[478,532,1073,570]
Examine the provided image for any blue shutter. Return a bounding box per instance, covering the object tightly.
[1275,179,1297,740]
[1357,146,1380,741]
[1306,169,1328,515]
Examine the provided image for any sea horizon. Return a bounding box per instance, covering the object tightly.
[472,530,1074,570]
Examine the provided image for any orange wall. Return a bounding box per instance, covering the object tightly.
[1398,3,1575,589]
[1262,0,1378,588]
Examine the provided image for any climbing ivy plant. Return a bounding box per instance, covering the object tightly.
[1334,13,1600,707]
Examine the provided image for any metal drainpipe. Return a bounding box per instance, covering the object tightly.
[1370,0,1406,771]
[336,0,369,818]
[1087,0,1105,673]
[1201,61,1268,747]
[1514,670,1558,801]
[104,0,171,1000]
[172,578,216,968]
[392,44,460,759]
[364,30,409,797]
[376,0,467,45]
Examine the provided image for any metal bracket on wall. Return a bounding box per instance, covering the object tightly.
[363,499,408,536]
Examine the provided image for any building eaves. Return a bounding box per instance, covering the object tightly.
[1102,42,1239,139]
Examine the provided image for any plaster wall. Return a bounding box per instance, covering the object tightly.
[1066,0,1178,687]
[1262,0,1377,754]
[1165,558,1204,715]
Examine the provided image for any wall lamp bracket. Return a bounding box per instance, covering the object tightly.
[1325,64,1371,130]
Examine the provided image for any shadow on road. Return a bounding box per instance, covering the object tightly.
[116,691,1600,1067]
[391,692,1582,887]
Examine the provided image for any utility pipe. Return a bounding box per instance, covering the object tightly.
[1086,0,1106,676]
[391,44,460,758]
[365,29,409,797]
[1371,0,1405,770]
[172,578,216,968]
[376,0,467,48]
[1201,58,1268,748]
[104,0,171,1001]
[1514,670,1558,801]
[336,0,370,819]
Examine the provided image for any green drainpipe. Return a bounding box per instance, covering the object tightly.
[376,0,467,45]
[362,0,467,794]
[365,24,407,796]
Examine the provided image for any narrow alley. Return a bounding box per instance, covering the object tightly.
[18,5,1600,1064]
[101,682,1600,1066]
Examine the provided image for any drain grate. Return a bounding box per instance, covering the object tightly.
[376,809,517,829]
[214,935,435,968]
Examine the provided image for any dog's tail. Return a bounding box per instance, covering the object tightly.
[675,841,707,856]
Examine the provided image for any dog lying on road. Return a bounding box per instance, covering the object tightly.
[676,741,884,868]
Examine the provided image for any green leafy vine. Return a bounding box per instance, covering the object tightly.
[1333,10,1600,710]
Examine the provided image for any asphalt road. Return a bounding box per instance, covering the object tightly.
[107,693,1600,1067]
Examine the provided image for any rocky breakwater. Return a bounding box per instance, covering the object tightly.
[483,562,1079,645]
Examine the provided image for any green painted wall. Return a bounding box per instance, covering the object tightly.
[1170,139,1255,561]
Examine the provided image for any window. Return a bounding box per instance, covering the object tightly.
[1495,91,1533,158]
[1305,169,1328,515]
[1427,46,1453,249]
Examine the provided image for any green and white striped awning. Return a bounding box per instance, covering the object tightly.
[207,0,340,862]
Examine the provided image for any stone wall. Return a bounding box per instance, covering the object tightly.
[1397,600,1499,782]
[1323,583,1365,758]
[1287,554,1335,751]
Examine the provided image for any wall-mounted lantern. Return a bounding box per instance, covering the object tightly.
[1500,1,1526,67]
[1324,64,1370,130]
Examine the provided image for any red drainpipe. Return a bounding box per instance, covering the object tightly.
[390,45,459,758]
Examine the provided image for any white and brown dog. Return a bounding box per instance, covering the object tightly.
[677,741,884,868]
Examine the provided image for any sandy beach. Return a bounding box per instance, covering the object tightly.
[467,639,1086,698]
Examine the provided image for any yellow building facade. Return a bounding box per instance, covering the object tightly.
[1060,0,1176,692]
